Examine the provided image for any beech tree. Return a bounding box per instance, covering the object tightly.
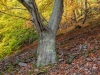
[18,0,63,67]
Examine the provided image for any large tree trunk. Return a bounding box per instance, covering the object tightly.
[37,31,56,67]
[36,0,63,67]
[18,0,63,67]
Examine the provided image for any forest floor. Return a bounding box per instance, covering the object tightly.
[0,22,100,75]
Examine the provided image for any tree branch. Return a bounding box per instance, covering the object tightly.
[18,0,45,36]
[0,10,31,21]
[48,0,64,35]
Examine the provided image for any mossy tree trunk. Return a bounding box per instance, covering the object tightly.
[18,0,63,67]
[37,31,56,67]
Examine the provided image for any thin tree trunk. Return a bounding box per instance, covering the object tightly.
[82,11,87,24]
[82,0,88,24]
[72,10,77,23]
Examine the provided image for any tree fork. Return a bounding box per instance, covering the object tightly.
[19,0,64,67]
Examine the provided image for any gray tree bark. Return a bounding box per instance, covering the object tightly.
[37,31,56,67]
[18,0,63,67]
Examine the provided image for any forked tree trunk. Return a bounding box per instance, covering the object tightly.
[37,31,56,67]
[18,0,63,67]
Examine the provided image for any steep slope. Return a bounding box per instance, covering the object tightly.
[0,24,100,75]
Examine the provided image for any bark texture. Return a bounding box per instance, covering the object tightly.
[18,0,45,36]
[37,31,56,67]
[48,0,63,35]
[18,0,63,67]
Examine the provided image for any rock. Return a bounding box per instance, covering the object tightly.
[95,40,98,45]
[79,44,87,50]
[83,45,87,50]
[86,58,92,62]
[97,61,100,65]
[72,73,77,75]
[18,62,27,67]
[79,44,82,50]
[34,69,39,72]
[97,58,100,61]
[66,55,76,64]
[30,60,35,64]
[92,64,97,70]
[59,59,64,62]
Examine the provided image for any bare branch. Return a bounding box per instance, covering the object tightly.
[6,7,26,10]
[41,1,53,13]
[0,10,31,21]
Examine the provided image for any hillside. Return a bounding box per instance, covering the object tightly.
[0,23,100,75]
[1,0,100,75]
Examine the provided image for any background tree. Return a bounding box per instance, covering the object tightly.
[0,0,38,57]
[82,0,88,24]
[18,0,63,67]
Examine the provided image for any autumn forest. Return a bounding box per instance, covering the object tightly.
[0,0,100,75]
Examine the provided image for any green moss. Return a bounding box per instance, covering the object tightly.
[0,12,38,58]
[0,73,2,75]
[28,71,33,75]
[84,51,90,57]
